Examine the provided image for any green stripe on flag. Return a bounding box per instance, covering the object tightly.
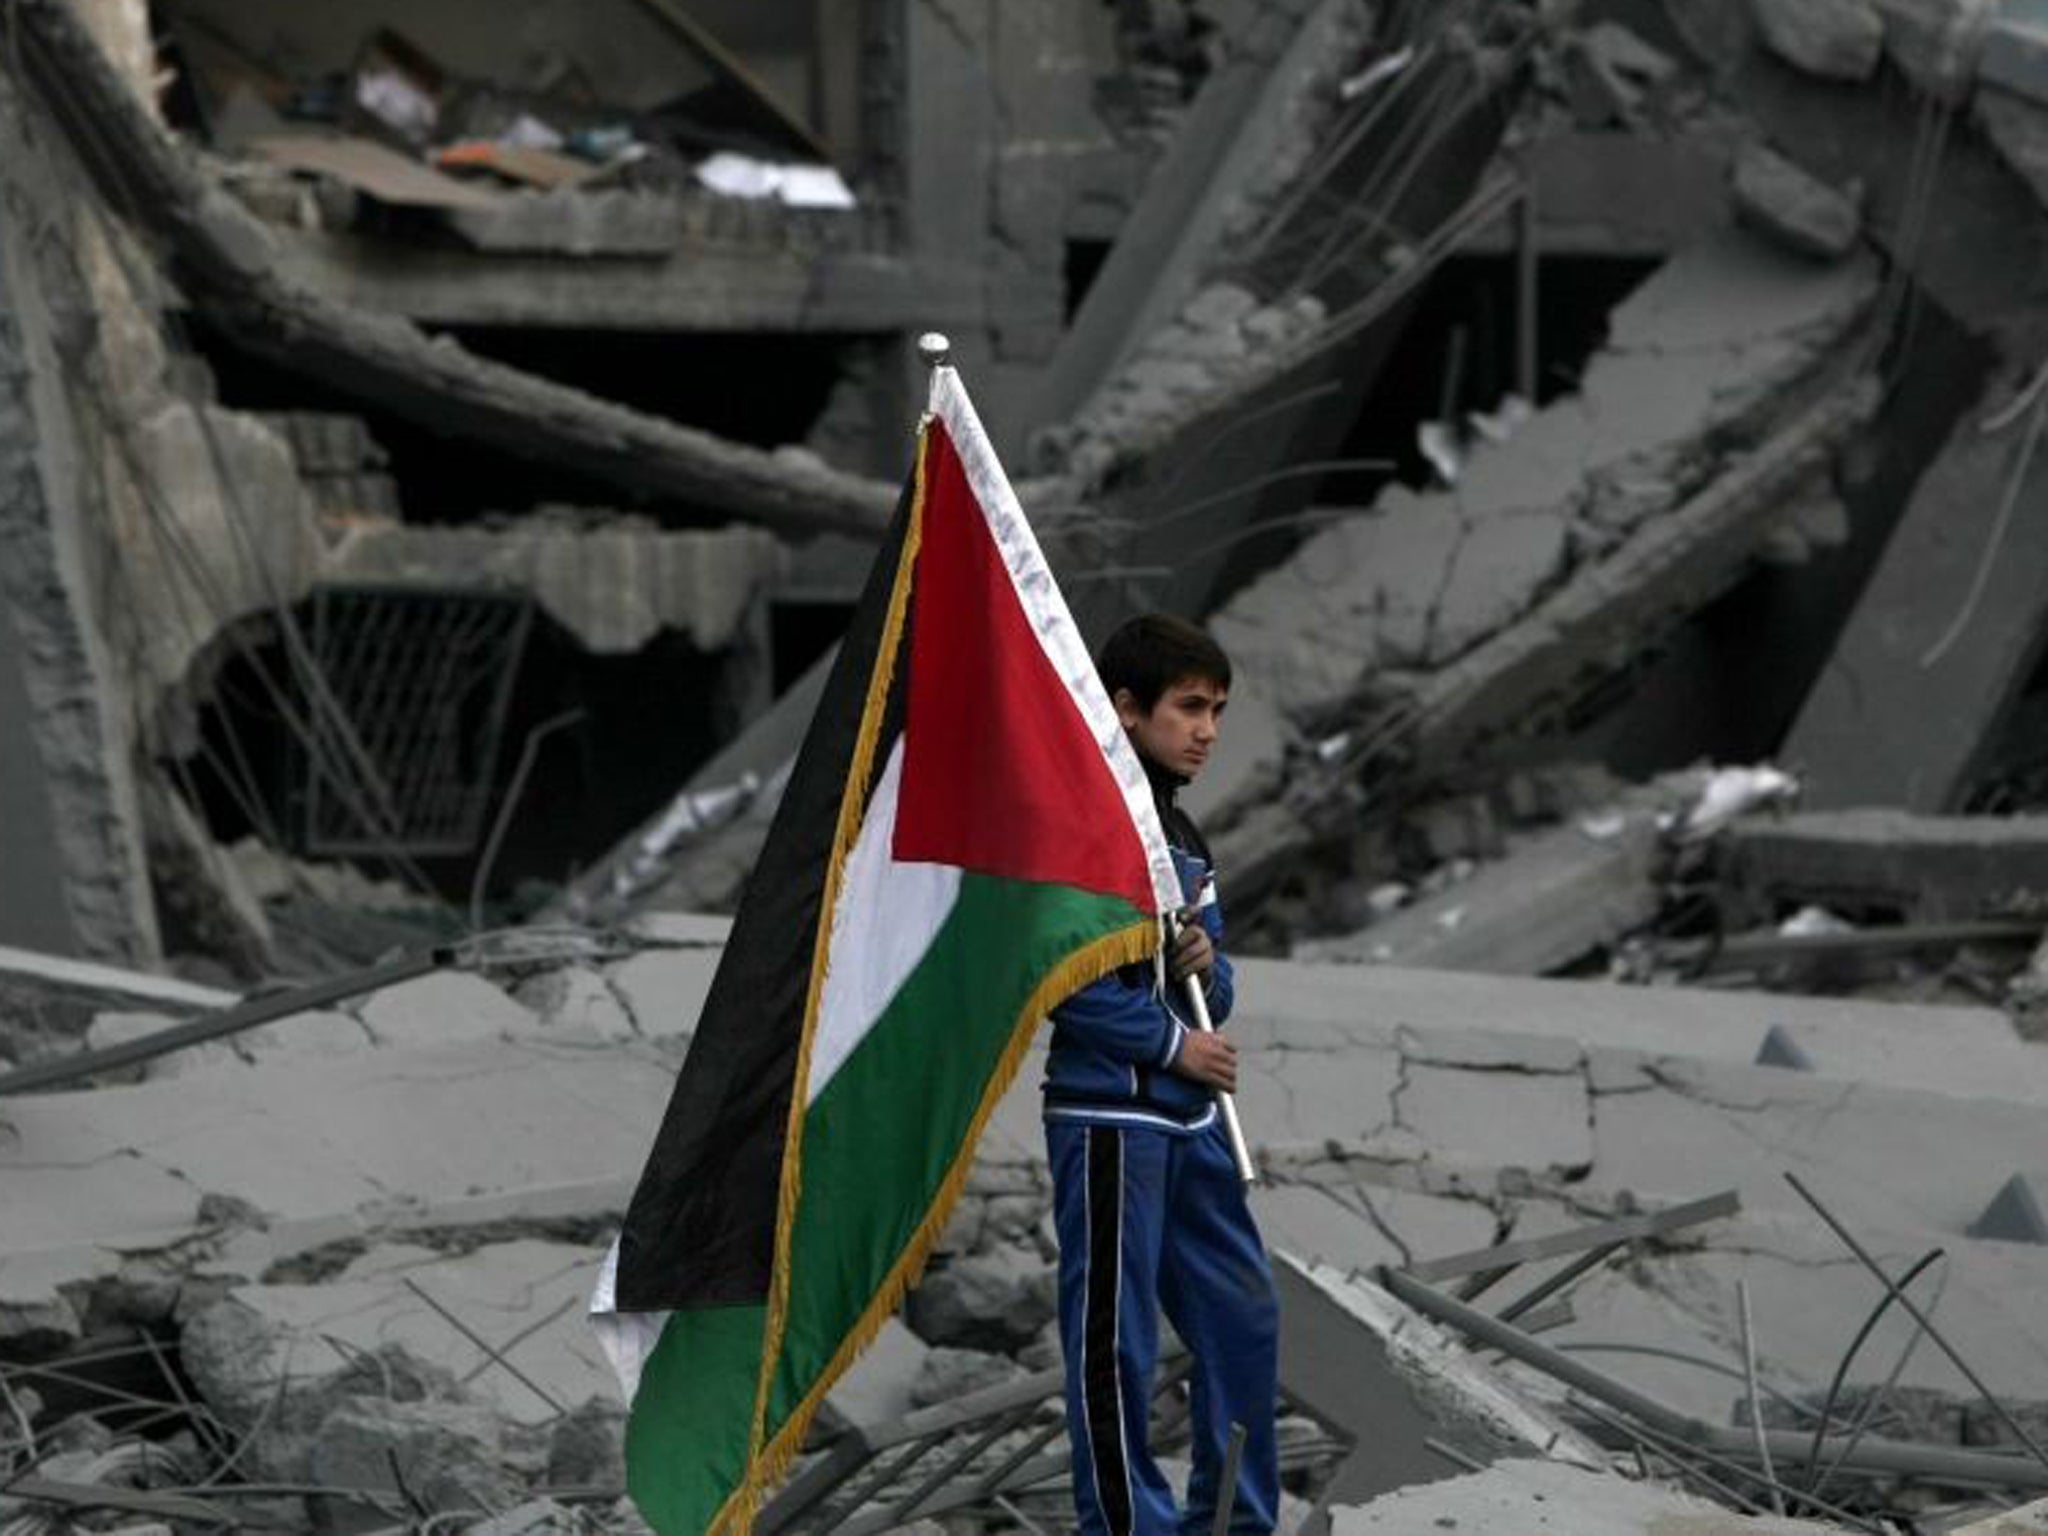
[625,1302,768,1536]
[763,872,1145,1436]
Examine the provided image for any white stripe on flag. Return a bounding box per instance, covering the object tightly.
[808,739,961,1106]
[588,1236,666,1404]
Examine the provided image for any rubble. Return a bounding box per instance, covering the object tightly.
[1750,0,1886,83]
[1731,141,1865,261]
[15,0,2048,1531]
[1327,1456,1847,1533]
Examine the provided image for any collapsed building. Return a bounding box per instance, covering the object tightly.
[10,0,2048,1531]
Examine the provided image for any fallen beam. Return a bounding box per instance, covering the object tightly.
[1296,780,1696,974]
[5,0,894,540]
[1783,370,2048,811]
[1721,809,2048,924]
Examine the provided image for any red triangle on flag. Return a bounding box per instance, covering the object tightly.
[892,423,1156,913]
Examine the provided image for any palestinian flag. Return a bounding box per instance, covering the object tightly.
[589,364,1183,1535]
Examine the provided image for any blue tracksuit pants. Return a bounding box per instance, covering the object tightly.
[1047,1119,1280,1536]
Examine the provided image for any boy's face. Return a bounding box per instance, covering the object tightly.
[1115,674,1228,781]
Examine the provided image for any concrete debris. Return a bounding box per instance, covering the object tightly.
[309,1397,528,1518]
[1720,810,2048,923]
[1951,1495,2048,1534]
[1750,0,1887,82]
[1212,231,1878,729]
[1756,1021,1819,1069]
[1971,1174,2048,1245]
[324,520,787,654]
[15,0,2048,1530]
[1731,141,1865,261]
[1295,774,1703,973]
[1328,1456,1846,1533]
[1784,365,2048,813]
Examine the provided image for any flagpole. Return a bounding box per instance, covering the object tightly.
[1170,911,1258,1186]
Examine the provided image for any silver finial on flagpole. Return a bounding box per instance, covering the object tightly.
[917,332,952,370]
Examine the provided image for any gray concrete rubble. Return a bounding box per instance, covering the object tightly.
[323,519,787,654]
[3,921,2044,1525]
[1720,810,2048,924]
[1327,1456,1846,1533]
[1211,230,1879,729]
[1294,773,1706,972]
[17,0,2048,1530]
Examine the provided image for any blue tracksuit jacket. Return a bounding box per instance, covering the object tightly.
[1043,766,1279,1536]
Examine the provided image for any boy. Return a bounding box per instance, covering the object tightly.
[1044,614,1280,1536]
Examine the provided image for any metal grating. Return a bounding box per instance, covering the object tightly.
[298,586,533,857]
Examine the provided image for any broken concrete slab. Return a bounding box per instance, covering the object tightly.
[1212,232,1878,730]
[512,967,637,1041]
[356,970,539,1049]
[309,1397,526,1518]
[1750,0,1886,81]
[1579,1051,2048,1237]
[1732,140,1863,260]
[1252,1180,1499,1275]
[84,1010,244,1080]
[1225,959,2039,1105]
[1951,1495,2048,1534]
[1546,1207,2048,1424]
[1720,809,2048,923]
[7,0,896,541]
[600,948,718,1041]
[1295,781,1695,973]
[1327,1455,1845,1533]
[323,520,787,654]
[0,1026,668,1314]
[1283,1258,1603,1516]
[822,1316,934,1427]
[182,1238,611,1429]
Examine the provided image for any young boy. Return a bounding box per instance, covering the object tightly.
[1044,614,1280,1536]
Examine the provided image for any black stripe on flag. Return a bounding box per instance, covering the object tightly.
[613,477,916,1313]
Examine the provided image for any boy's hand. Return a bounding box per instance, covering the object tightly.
[1173,1031,1237,1093]
[1168,916,1214,982]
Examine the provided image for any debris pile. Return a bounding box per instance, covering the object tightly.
[10,0,2048,1532]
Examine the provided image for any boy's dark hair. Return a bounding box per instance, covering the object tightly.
[1096,614,1232,710]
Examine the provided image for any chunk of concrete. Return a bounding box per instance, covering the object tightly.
[1732,141,1863,260]
[0,1027,667,1317]
[1750,0,1885,80]
[1949,1494,2048,1534]
[1756,1022,1818,1070]
[904,1247,1056,1352]
[308,1398,524,1519]
[357,971,538,1048]
[1784,366,2048,812]
[513,966,636,1040]
[826,1315,933,1425]
[1971,1174,2048,1245]
[602,948,718,1040]
[182,1239,611,1429]
[1328,1455,1845,1532]
[910,1345,1027,1409]
[84,1009,244,1079]
[239,1009,376,1063]
[1213,233,1877,729]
